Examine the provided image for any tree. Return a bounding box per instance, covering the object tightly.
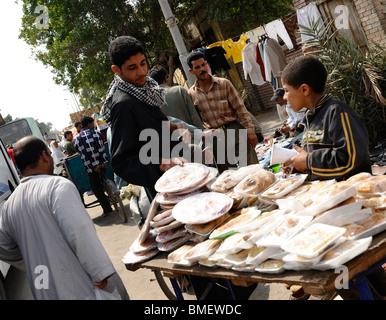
[19,1,293,109]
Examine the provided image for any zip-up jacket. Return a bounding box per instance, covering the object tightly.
[302,95,371,181]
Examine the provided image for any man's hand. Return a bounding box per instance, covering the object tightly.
[247,133,258,148]
[94,278,108,289]
[169,121,192,143]
[279,124,291,134]
[283,144,308,173]
[160,157,187,172]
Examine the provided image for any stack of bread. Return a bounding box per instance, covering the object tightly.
[163,172,385,273]
[123,167,385,274]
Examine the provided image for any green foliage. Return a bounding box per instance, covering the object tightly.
[300,19,386,147]
[201,0,292,30]
[19,0,293,110]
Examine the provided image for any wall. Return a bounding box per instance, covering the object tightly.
[293,0,386,48]
[353,0,386,47]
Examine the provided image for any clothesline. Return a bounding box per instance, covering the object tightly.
[230,0,323,43]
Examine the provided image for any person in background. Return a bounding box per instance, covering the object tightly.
[74,121,82,136]
[49,140,66,175]
[64,130,77,156]
[187,51,259,173]
[0,136,129,300]
[148,66,204,130]
[271,88,304,138]
[74,116,112,217]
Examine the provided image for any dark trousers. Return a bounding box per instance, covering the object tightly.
[87,167,112,214]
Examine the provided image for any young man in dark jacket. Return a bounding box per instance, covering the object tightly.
[100,36,188,198]
[282,55,371,180]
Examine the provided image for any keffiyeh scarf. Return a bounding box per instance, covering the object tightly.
[101,74,166,124]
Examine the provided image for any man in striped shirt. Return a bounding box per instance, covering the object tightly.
[187,51,258,172]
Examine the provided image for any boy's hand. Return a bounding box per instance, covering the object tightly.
[160,157,186,172]
[283,144,308,172]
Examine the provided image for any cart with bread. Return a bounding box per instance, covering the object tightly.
[122,163,386,300]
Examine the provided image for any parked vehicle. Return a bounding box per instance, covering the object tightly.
[0,138,20,299]
[0,117,45,147]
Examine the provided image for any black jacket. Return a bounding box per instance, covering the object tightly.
[302,95,371,181]
[109,89,180,196]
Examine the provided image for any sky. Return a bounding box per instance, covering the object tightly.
[0,1,79,131]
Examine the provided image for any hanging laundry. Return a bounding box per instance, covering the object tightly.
[255,42,266,82]
[207,39,233,60]
[297,2,323,42]
[264,19,294,50]
[242,42,265,86]
[205,46,231,75]
[227,34,248,64]
[263,38,287,83]
[245,26,266,44]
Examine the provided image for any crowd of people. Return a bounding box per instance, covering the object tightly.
[0,34,374,300]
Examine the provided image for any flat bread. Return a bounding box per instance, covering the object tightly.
[155,163,209,193]
[172,192,233,224]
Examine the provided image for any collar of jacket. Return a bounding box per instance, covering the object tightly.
[299,94,333,127]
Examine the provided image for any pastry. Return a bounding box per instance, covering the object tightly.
[358,175,386,194]
[359,214,386,229]
[258,259,285,269]
[342,223,365,238]
[167,243,196,263]
[234,170,276,195]
[346,172,372,183]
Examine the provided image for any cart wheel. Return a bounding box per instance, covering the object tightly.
[105,179,128,223]
[154,270,177,300]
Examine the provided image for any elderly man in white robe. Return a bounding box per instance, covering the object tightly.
[0,136,129,300]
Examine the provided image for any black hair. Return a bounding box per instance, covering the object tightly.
[64,131,72,139]
[13,136,49,173]
[81,116,94,128]
[109,36,144,68]
[282,56,327,93]
[187,51,205,69]
[75,121,81,127]
[148,66,167,85]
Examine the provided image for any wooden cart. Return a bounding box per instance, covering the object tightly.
[125,231,386,300]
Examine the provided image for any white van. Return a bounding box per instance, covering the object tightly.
[0,138,20,299]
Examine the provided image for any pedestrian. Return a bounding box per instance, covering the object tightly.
[49,140,66,175]
[74,121,82,136]
[64,130,77,156]
[282,55,371,180]
[187,51,259,173]
[0,136,129,300]
[100,35,187,199]
[148,66,204,130]
[271,88,305,138]
[74,116,113,216]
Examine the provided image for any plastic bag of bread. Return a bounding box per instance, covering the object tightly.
[184,239,221,262]
[362,194,386,209]
[233,169,276,196]
[346,172,372,183]
[222,164,264,190]
[358,175,386,195]
[167,243,196,266]
[210,170,234,193]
